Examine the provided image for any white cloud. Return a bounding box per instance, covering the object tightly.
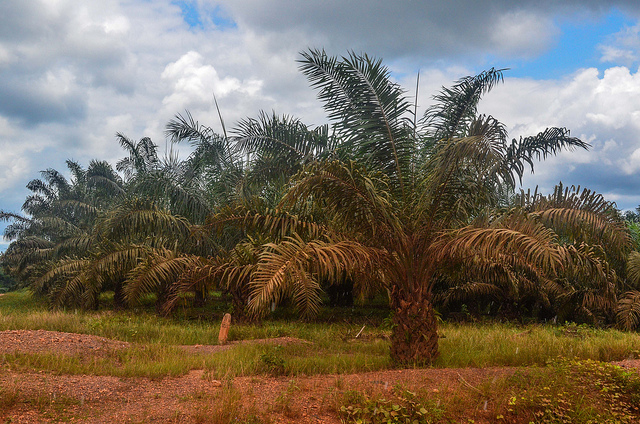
[621,147,640,174]
[161,51,263,112]
[481,65,640,207]
[490,11,559,57]
[0,150,31,194]
[3,0,640,248]
[599,24,640,66]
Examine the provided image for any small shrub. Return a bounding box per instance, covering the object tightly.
[339,386,444,424]
[259,346,286,376]
[504,358,640,423]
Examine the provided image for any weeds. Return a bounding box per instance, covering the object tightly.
[503,358,640,423]
[2,292,640,380]
[339,386,445,424]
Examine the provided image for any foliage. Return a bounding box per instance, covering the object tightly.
[0,267,17,292]
[339,387,444,424]
[505,359,640,423]
[259,346,286,376]
[1,47,639,363]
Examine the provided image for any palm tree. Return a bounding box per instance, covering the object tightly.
[1,160,123,288]
[435,184,632,324]
[237,49,600,364]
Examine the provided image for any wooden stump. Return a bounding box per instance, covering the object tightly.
[218,313,231,345]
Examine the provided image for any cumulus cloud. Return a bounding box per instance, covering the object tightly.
[5,0,640,248]
[599,24,640,66]
[482,65,640,208]
[161,51,262,111]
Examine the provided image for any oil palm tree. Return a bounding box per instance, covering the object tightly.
[236,49,604,364]
[1,160,123,287]
[434,184,631,324]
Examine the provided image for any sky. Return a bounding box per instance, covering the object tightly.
[3,0,640,251]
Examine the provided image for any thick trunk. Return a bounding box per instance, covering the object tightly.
[390,292,439,365]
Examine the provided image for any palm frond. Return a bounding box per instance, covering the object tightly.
[435,212,563,275]
[506,127,589,184]
[616,291,640,330]
[124,249,202,305]
[248,234,373,317]
[281,160,402,244]
[627,251,640,289]
[423,68,505,141]
[298,48,414,194]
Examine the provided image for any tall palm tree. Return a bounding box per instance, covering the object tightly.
[238,49,602,364]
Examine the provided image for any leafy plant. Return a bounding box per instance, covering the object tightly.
[259,346,286,376]
[339,386,444,423]
[505,358,640,423]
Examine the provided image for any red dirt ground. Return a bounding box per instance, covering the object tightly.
[1,329,639,423]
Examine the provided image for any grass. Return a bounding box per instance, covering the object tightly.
[336,359,640,423]
[3,291,640,423]
[1,290,640,379]
[436,322,640,367]
[0,371,83,421]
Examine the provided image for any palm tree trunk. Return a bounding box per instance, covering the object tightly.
[390,290,439,364]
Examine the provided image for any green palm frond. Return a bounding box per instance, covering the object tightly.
[166,111,235,175]
[506,127,588,184]
[116,133,160,180]
[235,111,332,163]
[423,68,505,141]
[98,199,191,243]
[51,236,94,259]
[298,48,414,195]
[124,249,203,305]
[34,258,91,299]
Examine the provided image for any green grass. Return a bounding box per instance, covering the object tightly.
[436,322,640,367]
[2,290,640,379]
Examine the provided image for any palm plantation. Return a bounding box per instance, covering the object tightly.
[1,49,638,365]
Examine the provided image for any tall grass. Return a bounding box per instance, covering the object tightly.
[436,322,640,367]
[2,290,640,378]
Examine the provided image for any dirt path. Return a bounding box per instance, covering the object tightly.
[0,330,639,423]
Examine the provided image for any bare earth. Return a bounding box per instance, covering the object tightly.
[1,330,639,423]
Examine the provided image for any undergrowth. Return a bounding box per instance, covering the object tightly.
[1,291,640,379]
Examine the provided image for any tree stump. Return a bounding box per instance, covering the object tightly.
[218,313,231,345]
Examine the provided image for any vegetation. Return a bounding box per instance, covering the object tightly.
[1,291,640,379]
[1,49,640,367]
[337,359,640,424]
[0,268,16,293]
[2,293,640,422]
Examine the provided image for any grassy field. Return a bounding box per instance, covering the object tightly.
[1,289,640,378]
[2,290,640,423]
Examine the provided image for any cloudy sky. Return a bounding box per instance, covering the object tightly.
[3,0,640,251]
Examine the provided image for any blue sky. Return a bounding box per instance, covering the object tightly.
[3,0,640,252]
[504,10,633,78]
